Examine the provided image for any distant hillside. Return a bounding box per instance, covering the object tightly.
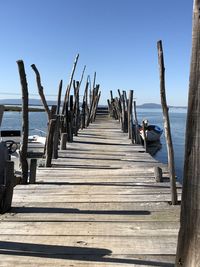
[137,103,161,109]
[137,103,187,109]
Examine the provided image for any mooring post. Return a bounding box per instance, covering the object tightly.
[128,90,133,139]
[157,40,177,205]
[29,159,37,184]
[60,133,67,150]
[45,119,57,167]
[154,166,163,182]
[16,60,29,184]
[142,121,147,152]
[133,101,141,144]
[1,161,14,213]
[62,54,79,114]
[176,1,200,265]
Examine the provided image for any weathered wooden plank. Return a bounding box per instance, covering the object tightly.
[0,114,181,267]
[12,193,181,203]
[0,254,176,267]
[0,235,178,254]
[0,221,179,236]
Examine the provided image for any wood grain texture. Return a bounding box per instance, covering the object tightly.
[0,114,181,266]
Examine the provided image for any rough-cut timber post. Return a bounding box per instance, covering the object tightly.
[16,60,29,184]
[81,101,86,129]
[0,105,4,126]
[133,101,141,144]
[142,121,147,152]
[157,40,177,205]
[128,90,133,139]
[176,1,200,265]
[53,81,62,159]
[94,91,101,121]
[45,119,56,167]
[66,95,74,143]
[62,54,79,114]
[29,159,37,184]
[31,64,51,121]
[56,80,62,115]
[74,81,80,136]
[60,133,67,150]
[123,91,128,133]
[0,161,14,213]
[79,65,86,89]
[154,166,163,183]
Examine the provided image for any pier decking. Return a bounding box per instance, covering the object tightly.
[0,114,181,266]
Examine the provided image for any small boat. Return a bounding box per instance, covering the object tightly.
[139,120,163,142]
[0,129,46,171]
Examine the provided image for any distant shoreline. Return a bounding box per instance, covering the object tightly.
[0,99,187,109]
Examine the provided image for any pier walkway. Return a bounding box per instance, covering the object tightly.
[0,114,181,266]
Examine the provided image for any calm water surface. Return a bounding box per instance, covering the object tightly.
[1,108,187,182]
[137,108,187,182]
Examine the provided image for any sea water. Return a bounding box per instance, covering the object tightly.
[137,108,187,182]
[1,108,187,182]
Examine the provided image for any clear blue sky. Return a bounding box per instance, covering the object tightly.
[0,0,193,106]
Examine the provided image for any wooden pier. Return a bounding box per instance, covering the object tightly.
[0,113,181,266]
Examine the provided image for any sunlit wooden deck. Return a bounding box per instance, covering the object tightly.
[0,114,181,266]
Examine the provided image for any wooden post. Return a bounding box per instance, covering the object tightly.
[1,161,14,213]
[93,91,101,121]
[16,60,29,184]
[45,119,56,167]
[31,64,51,121]
[53,116,60,159]
[81,101,86,129]
[128,90,133,139]
[60,133,67,150]
[0,105,4,127]
[133,101,142,144]
[157,40,177,205]
[56,80,63,115]
[29,159,37,184]
[62,54,79,114]
[142,121,147,152]
[68,95,74,142]
[154,166,163,183]
[176,1,200,265]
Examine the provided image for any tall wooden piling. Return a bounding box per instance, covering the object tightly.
[128,90,133,139]
[0,161,14,213]
[45,119,57,167]
[133,101,141,144]
[176,1,200,265]
[16,60,29,184]
[62,54,79,115]
[157,40,177,205]
[31,64,51,121]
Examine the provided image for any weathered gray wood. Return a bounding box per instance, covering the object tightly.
[176,1,200,266]
[0,105,4,127]
[142,120,147,152]
[157,40,177,205]
[133,100,141,144]
[128,90,133,139]
[56,80,62,115]
[16,60,29,184]
[154,166,163,182]
[53,116,60,159]
[0,114,181,267]
[29,159,37,184]
[60,133,67,150]
[45,119,56,167]
[31,64,51,121]
[0,160,14,213]
[62,54,79,114]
